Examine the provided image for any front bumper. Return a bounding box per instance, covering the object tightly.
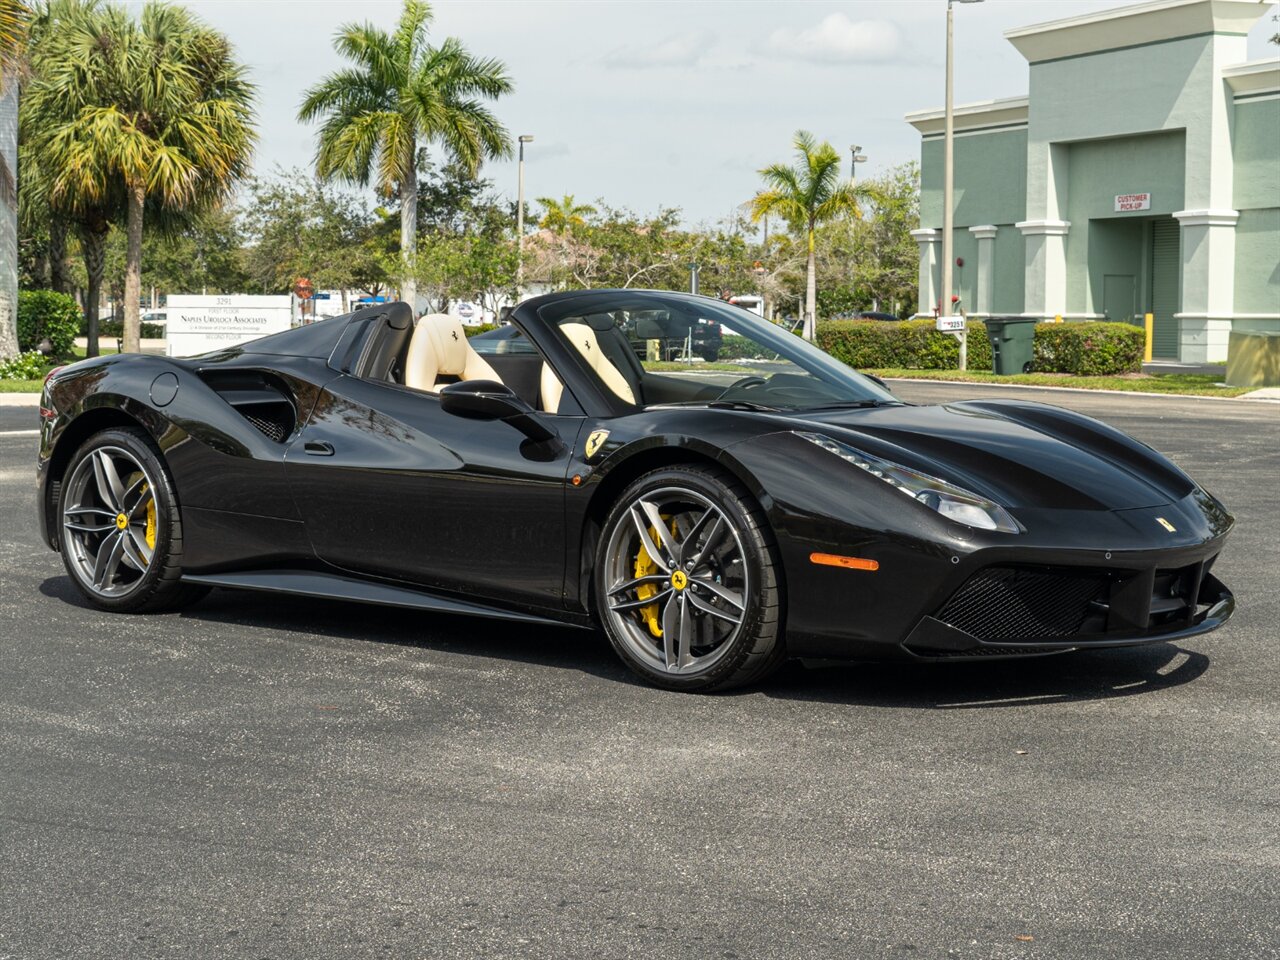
[901,562,1234,660]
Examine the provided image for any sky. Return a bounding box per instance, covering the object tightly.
[176,0,1279,227]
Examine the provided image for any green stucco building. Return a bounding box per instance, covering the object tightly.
[906,0,1279,362]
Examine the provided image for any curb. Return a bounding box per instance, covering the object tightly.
[881,378,1280,404]
[0,394,40,406]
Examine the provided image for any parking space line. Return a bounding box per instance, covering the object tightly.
[0,430,40,437]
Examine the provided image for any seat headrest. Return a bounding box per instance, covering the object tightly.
[419,313,470,375]
[559,322,636,404]
[405,313,499,392]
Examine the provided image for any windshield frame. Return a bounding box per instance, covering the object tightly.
[526,289,898,415]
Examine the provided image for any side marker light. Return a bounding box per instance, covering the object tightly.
[809,552,879,572]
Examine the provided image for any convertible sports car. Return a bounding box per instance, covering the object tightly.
[35,290,1234,691]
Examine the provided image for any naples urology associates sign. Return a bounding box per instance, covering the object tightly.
[165,295,292,357]
[1115,193,1151,212]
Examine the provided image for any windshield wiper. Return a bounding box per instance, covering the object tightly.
[798,399,901,411]
[705,399,785,412]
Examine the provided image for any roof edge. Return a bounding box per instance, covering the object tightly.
[1004,0,1268,64]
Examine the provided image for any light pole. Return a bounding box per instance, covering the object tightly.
[942,0,982,370]
[849,145,867,184]
[516,134,534,297]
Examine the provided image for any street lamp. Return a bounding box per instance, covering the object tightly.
[849,145,867,183]
[942,0,983,370]
[516,134,534,297]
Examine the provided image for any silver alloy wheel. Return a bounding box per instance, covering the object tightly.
[602,486,749,675]
[62,445,157,598]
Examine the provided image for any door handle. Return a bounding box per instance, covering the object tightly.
[304,440,335,456]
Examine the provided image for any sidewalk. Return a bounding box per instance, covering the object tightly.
[1141,360,1226,377]
[878,376,1280,403]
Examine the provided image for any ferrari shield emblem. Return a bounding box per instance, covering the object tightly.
[1156,517,1177,533]
[585,429,610,460]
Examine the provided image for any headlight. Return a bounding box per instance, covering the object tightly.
[797,432,1021,534]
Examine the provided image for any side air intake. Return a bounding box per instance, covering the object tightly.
[198,370,297,443]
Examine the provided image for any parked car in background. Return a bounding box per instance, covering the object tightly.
[621,309,723,362]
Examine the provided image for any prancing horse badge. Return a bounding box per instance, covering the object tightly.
[1156,517,1177,533]
[585,429,610,460]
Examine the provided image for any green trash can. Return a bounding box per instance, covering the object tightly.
[984,317,1038,375]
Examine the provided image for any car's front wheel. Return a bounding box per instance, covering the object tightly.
[58,426,206,612]
[596,465,784,691]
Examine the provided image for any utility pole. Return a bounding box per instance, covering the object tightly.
[515,134,533,298]
[942,0,982,370]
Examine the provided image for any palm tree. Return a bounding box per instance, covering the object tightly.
[536,194,596,234]
[299,0,512,310]
[750,131,863,341]
[0,0,27,361]
[25,2,255,353]
[19,2,99,306]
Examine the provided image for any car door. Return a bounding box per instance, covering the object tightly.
[284,373,581,611]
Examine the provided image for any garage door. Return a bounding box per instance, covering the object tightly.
[1150,219,1180,359]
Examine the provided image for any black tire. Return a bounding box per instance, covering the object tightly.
[595,464,785,692]
[57,426,208,613]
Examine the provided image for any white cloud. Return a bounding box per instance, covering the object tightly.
[767,13,901,64]
[606,32,712,70]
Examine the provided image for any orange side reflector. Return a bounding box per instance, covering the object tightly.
[809,552,879,572]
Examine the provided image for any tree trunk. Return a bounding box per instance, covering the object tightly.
[399,163,417,310]
[804,225,817,342]
[80,223,107,358]
[123,182,145,354]
[49,218,70,294]
[0,310,16,361]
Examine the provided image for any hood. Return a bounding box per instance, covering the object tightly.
[793,399,1196,511]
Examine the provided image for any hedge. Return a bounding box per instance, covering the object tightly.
[463,323,498,337]
[97,318,167,339]
[816,318,1144,376]
[18,290,82,357]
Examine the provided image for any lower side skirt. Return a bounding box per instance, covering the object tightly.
[182,568,585,629]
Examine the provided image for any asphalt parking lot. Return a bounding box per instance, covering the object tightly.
[1,386,1277,960]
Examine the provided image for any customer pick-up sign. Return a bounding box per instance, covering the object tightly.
[1115,193,1151,212]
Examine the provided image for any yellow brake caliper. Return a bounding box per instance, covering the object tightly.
[634,516,678,638]
[143,483,156,551]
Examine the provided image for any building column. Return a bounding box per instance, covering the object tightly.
[1016,219,1070,319]
[968,225,998,316]
[910,228,941,317]
[1173,208,1238,363]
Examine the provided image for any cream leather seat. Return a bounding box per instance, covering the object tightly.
[405,313,501,393]
[541,322,636,412]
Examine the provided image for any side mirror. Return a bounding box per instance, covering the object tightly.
[439,380,559,444]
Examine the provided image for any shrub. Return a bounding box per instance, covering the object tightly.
[817,318,1143,376]
[97,318,166,339]
[817,318,993,371]
[1032,321,1144,375]
[0,350,50,381]
[17,290,82,357]
[464,323,498,337]
[719,334,770,361]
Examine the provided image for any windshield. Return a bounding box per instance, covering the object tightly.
[536,291,897,411]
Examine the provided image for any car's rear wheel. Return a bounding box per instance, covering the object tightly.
[596,465,784,691]
[59,427,207,612]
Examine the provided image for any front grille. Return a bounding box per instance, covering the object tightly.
[935,566,1109,642]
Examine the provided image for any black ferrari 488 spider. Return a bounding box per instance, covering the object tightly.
[36,290,1234,691]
